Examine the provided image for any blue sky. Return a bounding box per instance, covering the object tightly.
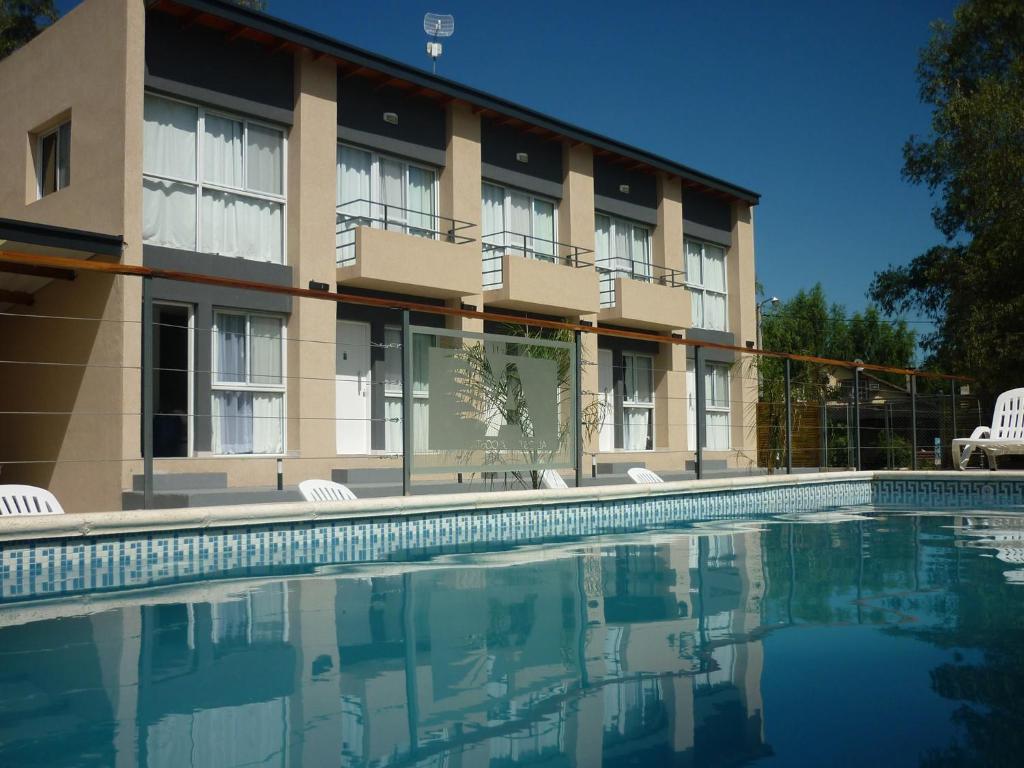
[64,0,958,318]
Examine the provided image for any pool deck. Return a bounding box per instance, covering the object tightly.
[3,470,1024,544]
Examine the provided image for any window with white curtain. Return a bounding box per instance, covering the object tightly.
[480,182,557,287]
[211,311,284,455]
[336,144,437,264]
[687,359,731,451]
[595,214,651,307]
[622,352,654,451]
[686,239,728,331]
[37,120,71,197]
[143,93,285,264]
[382,327,434,453]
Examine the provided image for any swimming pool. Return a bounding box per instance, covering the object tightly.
[1,475,1023,766]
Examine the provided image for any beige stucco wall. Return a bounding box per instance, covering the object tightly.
[599,277,688,331]
[729,203,758,464]
[287,52,340,466]
[483,254,598,316]
[0,0,143,513]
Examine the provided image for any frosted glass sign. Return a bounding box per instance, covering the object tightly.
[409,325,576,475]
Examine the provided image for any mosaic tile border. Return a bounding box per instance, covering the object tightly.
[0,480,871,605]
[874,477,1024,508]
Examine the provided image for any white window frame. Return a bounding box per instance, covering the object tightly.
[210,309,287,456]
[685,237,729,331]
[595,213,652,278]
[336,143,439,238]
[382,325,435,454]
[36,120,71,198]
[705,362,731,451]
[142,92,288,264]
[621,351,654,451]
[481,181,558,257]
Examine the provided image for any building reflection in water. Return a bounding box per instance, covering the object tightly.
[10,513,1020,766]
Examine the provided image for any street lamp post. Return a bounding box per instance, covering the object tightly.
[756,296,780,398]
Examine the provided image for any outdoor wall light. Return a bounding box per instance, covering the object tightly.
[619,184,630,194]
[515,152,529,163]
[383,112,399,125]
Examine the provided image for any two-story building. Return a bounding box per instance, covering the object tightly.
[0,0,760,512]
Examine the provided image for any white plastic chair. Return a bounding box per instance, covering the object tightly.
[298,479,357,502]
[627,467,664,484]
[0,485,65,516]
[952,388,1024,469]
[539,470,568,489]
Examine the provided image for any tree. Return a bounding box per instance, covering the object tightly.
[870,0,1024,402]
[0,0,57,60]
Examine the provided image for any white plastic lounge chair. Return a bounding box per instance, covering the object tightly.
[0,485,65,516]
[627,467,664,484]
[539,470,568,489]
[298,479,357,502]
[952,388,1024,470]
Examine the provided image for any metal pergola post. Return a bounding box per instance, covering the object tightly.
[402,310,413,496]
[695,345,705,480]
[142,276,154,510]
[911,375,918,470]
[785,358,793,475]
[574,330,583,488]
[853,368,862,471]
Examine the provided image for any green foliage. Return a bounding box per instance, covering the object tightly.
[0,0,57,59]
[876,430,912,469]
[870,0,1024,401]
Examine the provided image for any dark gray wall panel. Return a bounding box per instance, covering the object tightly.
[480,119,562,186]
[481,164,562,201]
[146,11,294,115]
[594,195,659,226]
[683,191,732,246]
[593,156,657,210]
[338,75,446,156]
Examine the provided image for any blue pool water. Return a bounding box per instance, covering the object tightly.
[1,501,1024,766]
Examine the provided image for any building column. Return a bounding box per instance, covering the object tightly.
[654,174,683,273]
[439,102,483,333]
[287,51,339,475]
[728,203,758,468]
[655,341,686,454]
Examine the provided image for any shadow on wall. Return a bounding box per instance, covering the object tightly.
[0,270,124,512]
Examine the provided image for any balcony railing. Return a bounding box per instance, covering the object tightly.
[336,199,475,266]
[595,260,685,308]
[481,231,593,289]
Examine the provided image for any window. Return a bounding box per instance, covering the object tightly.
[686,239,728,331]
[481,182,557,286]
[622,352,654,451]
[211,311,284,455]
[143,93,285,264]
[687,359,731,451]
[336,144,437,264]
[595,214,651,307]
[382,327,433,453]
[37,121,71,197]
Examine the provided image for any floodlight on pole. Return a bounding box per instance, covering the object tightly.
[423,12,454,74]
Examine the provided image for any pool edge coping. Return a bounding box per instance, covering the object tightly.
[3,470,1023,544]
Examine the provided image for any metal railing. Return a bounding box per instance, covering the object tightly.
[595,260,685,308]
[336,199,475,265]
[481,231,593,289]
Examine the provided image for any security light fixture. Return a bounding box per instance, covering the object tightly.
[383,112,398,125]
[515,152,528,163]
[619,184,630,194]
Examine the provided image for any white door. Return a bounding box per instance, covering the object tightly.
[336,320,371,454]
[598,349,615,452]
[686,358,697,451]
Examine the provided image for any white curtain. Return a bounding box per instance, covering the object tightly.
[384,397,402,452]
[685,240,703,285]
[250,317,282,386]
[690,289,705,328]
[200,190,283,263]
[595,215,614,306]
[706,364,729,408]
[598,351,615,452]
[380,158,404,230]
[632,226,651,280]
[613,218,631,278]
[623,407,651,450]
[508,191,531,256]
[203,114,244,188]
[252,393,283,454]
[215,313,246,383]
[704,246,728,330]
[406,165,434,237]
[706,411,729,451]
[143,94,196,180]
[705,294,727,331]
[212,391,253,454]
[337,146,372,263]
[143,178,196,250]
[246,124,283,195]
[532,198,555,260]
[481,183,505,287]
